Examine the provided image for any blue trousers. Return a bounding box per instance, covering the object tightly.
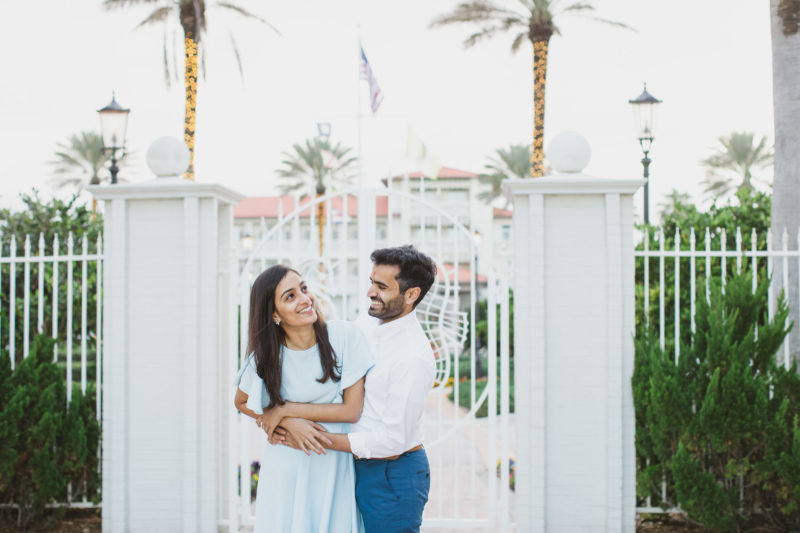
[354,449,430,533]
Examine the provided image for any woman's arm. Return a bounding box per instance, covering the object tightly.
[234,388,270,429]
[262,377,366,439]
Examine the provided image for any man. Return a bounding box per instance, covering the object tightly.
[276,245,437,532]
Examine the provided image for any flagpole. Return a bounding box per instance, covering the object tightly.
[356,28,370,319]
[356,30,363,191]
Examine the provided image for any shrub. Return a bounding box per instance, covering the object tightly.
[0,335,100,530]
[634,272,800,530]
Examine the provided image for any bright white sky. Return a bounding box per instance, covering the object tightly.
[0,0,774,221]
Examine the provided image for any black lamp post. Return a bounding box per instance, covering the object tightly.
[628,83,662,225]
[98,93,130,185]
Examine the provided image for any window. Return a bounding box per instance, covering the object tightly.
[501,224,512,242]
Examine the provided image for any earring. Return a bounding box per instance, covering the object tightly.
[274,319,280,326]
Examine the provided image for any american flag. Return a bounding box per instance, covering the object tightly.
[359,45,384,114]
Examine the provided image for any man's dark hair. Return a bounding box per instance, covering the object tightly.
[371,245,437,308]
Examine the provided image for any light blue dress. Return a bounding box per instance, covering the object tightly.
[235,320,374,533]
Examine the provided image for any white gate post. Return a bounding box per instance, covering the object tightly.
[504,134,642,532]
[89,178,244,532]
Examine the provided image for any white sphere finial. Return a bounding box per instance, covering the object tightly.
[547,131,591,174]
[146,137,190,178]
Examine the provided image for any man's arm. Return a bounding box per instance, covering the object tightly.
[273,422,353,454]
[347,357,432,459]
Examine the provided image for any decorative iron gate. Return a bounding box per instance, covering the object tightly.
[224,188,513,531]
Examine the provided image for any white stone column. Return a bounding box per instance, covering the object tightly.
[89,178,243,533]
[504,134,642,532]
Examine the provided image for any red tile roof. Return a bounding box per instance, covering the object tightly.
[438,263,488,283]
[493,208,512,218]
[392,167,478,180]
[235,195,389,219]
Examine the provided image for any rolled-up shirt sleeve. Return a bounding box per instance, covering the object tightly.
[348,356,432,459]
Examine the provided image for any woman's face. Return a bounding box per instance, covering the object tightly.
[272,271,317,328]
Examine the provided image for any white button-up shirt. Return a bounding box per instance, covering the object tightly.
[347,311,435,459]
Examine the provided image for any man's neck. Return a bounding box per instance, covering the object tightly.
[379,308,414,325]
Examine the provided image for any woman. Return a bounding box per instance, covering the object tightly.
[234,265,373,533]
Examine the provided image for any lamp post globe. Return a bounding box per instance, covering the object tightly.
[628,83,662,225]
[98,93,130,185]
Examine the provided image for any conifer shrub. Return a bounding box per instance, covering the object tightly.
[634,272,800,530]
[0,335,100,530]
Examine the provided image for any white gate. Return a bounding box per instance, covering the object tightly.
[225,188,513,531]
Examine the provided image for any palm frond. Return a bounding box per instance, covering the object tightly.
[194,0,206,36]
[429,1,523,27]
[162,26,172,88]
[136,5,173,27]
[103,0,162,9]
[216,2,282,35]
[229,30,244,81]
[562,2,594,12]
[464,26,504,47]
[510,31,528,52]
[573,14,635,31]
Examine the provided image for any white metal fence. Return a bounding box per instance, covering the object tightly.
[634,225,797,513]
[636,226,798,367]
[1,231,103,506]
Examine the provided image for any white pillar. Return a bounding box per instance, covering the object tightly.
[504,135,642,532]
[89,178,243,533]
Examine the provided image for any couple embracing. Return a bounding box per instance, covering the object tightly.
[234,245,437,533]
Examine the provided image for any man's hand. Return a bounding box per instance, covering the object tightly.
[273,417,331,456]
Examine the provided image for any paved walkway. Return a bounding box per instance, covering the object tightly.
[421,387,516,532]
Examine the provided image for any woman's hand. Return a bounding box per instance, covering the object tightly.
[276,417,331,456]
[256,405,286,440]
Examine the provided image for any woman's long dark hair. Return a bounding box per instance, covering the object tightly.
[247,265,340,408]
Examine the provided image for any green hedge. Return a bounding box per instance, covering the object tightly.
[0,335,100,530]
[634,272,800,530]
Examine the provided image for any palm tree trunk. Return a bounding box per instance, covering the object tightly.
[317,196,325,257]
[530,38,549,178]
[770,0,800,363]
[183,31,199,180]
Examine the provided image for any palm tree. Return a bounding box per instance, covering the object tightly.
[104,0,279,181]
[49,131,127,215]
[430,1,630,178]
[477,144,530,207]
[276,138,357,257]
[770,0,800,361]
[700,132,773,199]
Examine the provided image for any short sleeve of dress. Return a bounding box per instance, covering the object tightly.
[233,354,269,414]
[336,321,375,392]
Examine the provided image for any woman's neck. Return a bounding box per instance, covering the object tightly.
[282,325,317,351]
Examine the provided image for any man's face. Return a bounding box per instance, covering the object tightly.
[366,264,409,323]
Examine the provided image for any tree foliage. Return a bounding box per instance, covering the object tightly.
[0,335,99,530]
[700,132,773,200]
[637,189,771,351]
[477,144,529,207]
[634,273,800,529]
[49,131,129,191]
[0,191,102,367]
[276,137,357,196]
[430,0,631,176]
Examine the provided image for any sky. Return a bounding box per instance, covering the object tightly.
[0,0,775,221]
